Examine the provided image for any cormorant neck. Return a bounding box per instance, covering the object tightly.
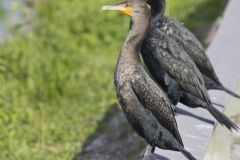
[149,0,166,18]
[120,15,150,64]
[126,19,149,48]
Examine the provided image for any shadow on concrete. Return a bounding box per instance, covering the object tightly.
[176,107,215,125]
[212,102,225,108]
[153,154,170,160]
[137,153,169,160]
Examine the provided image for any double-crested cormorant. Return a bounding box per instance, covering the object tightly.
[140,0,239,131]
[102,0,197,159]
[146,0,240,99]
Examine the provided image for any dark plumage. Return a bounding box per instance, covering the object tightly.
[141,0,239,131]
[103,0,197,159]
[148,0,240,99]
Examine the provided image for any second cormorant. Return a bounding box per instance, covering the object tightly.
[140,0,239,131]
[146,0,240,99]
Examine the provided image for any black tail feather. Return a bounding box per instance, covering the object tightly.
[207,106,239,132]
[180,149,197,160]
[222,85,240,99]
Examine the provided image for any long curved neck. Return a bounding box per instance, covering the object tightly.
[149,0,166,18]
[118,15,150,66]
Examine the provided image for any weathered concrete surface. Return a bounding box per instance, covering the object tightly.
[154,0,240,159]
[203,83,240,160]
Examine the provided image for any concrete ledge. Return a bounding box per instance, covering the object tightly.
[204,83,240,160]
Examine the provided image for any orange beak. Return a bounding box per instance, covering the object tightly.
[102,1,133,16]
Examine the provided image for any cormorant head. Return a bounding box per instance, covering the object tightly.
[102,0,151,35]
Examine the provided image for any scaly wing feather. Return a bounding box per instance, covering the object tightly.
[131,69,183,146]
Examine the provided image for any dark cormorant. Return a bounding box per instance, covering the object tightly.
[146,0,240,99]
[102,0,197,159]
[140,0,239,131]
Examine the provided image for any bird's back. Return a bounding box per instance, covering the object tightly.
[158,16,221,84]
[143,25,211,104]
[141,37,182,105]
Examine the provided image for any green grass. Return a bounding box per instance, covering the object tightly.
[0,0,226,159]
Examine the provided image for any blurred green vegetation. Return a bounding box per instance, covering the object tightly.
[167,0,227,31]
[0,0,226,159]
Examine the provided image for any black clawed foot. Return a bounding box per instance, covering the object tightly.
[151,144,155,153]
